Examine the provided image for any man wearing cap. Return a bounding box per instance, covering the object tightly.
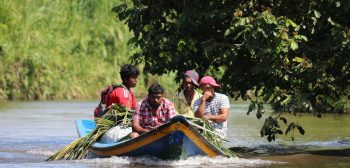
[193,76,230,139]
[173,70,202,117]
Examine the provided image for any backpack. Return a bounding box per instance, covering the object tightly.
[94,84,122,118]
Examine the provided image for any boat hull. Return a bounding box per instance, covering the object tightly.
[75,116,225,159]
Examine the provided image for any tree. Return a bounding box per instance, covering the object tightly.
[114,0,350,141]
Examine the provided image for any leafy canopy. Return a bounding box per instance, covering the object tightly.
[114,0,350,141]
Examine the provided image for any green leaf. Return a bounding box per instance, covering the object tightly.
[267,135,272,142]
[335,1,341,7]
[247,102,256,115]
[311,17,318,25]
[327,17,341,27]
[260,128,265,137]
[293,57,304,63]
[177,40,186,52]
[327,17,335,25]
[281,32,289,40]
[143,24,152,32]
[285,123,295,135]
[300,35,308,41]
[281,95,292,105]
[290,40,298,50]
[314,10,321,18]
[224,28,233,36]
[297,125,305,135]
[256,109,262,119]
[280,117,287,124]
[276,129,283,135]
[287,19,297,27]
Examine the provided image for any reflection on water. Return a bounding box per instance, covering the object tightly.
[0,101,349,168]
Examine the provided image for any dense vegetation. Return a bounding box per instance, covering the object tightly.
[0,0,177,101]
[1,0,349,141]
[114,0,350,140]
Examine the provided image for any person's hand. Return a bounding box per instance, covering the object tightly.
[203,114,211,120]
[203,115,208,120]
[144,127,152,133]
[202,91,213,101]
[146,125,158,131]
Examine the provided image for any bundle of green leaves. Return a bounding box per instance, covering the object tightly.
[185,116,236,157]
[47,104,133,161]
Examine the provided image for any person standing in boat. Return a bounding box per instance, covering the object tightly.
[193,76,230,139]
[99,64,140,143]
[130,84,177,138]
[173,70,202,117]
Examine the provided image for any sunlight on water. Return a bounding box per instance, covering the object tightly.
[26,150,55,156]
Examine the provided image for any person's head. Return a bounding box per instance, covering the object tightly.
[199,76,220,94]
[148,84,165,106]
[120,64,140,88]
[182,70,199,92]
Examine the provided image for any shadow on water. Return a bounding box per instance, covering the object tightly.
[307,148,350,157]
[229,144,350,168]
[229,138,350,158]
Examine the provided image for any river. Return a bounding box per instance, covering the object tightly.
[0,101,349,168]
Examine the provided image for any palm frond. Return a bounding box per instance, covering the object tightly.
[46,104,132,161]
[185,116,236,157]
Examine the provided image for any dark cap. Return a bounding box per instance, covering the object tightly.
[184,70,199,86]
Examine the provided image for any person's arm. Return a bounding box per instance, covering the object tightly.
[205,108,228,123]
[205,94,230,123]
[173,94,180,115]
[132,101,150,134]
[195,91,212,118]
[131,91,137,110]
[168,100,177,118]
[132,119,150,134]
[195,98,206,118]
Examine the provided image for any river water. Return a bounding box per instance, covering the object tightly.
[0,101,349,168]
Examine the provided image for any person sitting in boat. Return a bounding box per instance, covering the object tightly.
[193,76,230,139]
[173,70,202,117]
[99,64,139,143]
[106,64,139,110]
[130,84,177,138]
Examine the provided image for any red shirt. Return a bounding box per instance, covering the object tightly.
[133,98,176,130]
[106,86,136,110]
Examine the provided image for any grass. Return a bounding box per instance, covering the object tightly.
[0,0,178,101]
